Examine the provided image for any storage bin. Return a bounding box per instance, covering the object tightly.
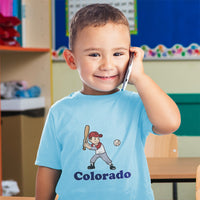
[1,97,45,196]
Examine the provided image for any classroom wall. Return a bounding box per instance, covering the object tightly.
[52,59,200,200]
[52,60,200,101]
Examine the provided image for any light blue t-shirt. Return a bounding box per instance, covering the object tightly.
[36,90,155,200]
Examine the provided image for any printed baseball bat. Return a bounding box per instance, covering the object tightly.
[83,125,90,150]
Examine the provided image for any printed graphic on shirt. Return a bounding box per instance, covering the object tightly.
[83,125,116,170]
[73,125,132,182]
[113,139,121,146]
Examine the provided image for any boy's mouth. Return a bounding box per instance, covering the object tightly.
[94,75,118,80]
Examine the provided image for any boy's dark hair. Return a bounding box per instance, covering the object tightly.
[69,3,130,50]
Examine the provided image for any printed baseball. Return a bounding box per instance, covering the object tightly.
[114,139,121,146]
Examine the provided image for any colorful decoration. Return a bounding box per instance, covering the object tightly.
[52,43,200,61]
[52,47,66,61]
[142,43,200,60]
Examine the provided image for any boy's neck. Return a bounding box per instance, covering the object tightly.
[80,88,120,96]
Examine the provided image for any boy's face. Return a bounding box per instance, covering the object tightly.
[72,22,130,95]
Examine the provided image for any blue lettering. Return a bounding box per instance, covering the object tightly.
[83,174,90,180]
[95,174,102,180]
[124,172,131,178]
[109,173,115,179]
[116,170,123,179]
[102,173,109,180]
[91,171,95,180]
[74,171,82,180]
[73,170,131,181]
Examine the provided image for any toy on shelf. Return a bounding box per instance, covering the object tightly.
[1,81,41,99]
[0,13,21,46]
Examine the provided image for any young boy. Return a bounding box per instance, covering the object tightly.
[35,4,180,200]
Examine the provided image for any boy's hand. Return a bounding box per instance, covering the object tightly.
[128,47,145,85]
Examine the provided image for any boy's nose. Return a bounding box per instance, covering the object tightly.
[99,57,113,71]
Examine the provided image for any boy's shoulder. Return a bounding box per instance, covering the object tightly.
[120,90,143,106]
[122,90,139,98]
[50,91,80,111]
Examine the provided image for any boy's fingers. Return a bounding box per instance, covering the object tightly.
[130,47,144,59]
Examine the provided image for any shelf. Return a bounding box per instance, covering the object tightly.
[1,97,45,111]
[0,46,50,53]
[0,0,52,196]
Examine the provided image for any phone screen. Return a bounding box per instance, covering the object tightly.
[121,53,134,91]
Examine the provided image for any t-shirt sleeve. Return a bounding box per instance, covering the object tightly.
[35,109,62,169]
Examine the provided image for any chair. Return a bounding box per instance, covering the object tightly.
[197,165,200,200]
[145,133,178,200]
[145,133,178,158]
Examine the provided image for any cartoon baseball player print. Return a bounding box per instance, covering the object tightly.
[83,130,116,170]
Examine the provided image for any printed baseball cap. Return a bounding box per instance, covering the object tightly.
[88,131,103,139]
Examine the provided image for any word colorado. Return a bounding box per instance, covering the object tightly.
[74,170,131,181]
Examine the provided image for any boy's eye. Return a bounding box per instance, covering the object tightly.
[113,52,123,56]
[89,53,100,57]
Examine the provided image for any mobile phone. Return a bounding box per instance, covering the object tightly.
[121,53,134,91]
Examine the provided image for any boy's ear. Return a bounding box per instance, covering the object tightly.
[63,49,77,70]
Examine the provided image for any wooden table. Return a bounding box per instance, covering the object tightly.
[147,157,200,200]
[148,157,200,182]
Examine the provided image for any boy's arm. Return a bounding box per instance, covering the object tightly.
[129,47,181,134]
[35,166,61,200]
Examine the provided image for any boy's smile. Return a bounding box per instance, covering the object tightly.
[67,22,131,95]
